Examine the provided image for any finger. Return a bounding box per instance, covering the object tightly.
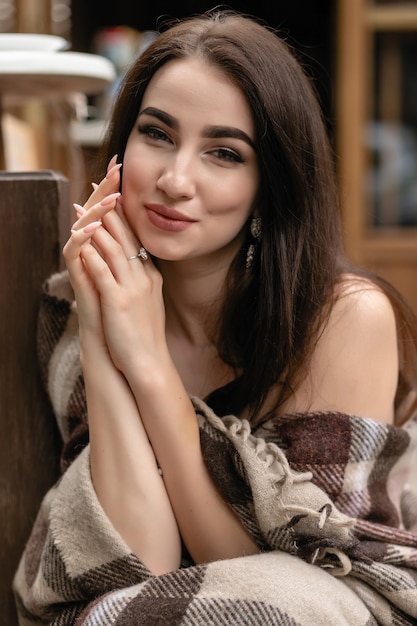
[83,157,122,211]
[80,207,155,289]
[63,220,103,263]
[100,197,159,280]
[99,196,141,257]
[71,155,121,223]
[73,203,87,219]
[114,195,132,229]
[79,236,118,295]
[63,223,104,308]
[71,192,121,232]
[83,220,144,284]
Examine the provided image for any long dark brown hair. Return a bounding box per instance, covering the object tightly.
[96,10,417,425]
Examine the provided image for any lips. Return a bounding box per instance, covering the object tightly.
[145,203,194,221]
[144,203,197,232]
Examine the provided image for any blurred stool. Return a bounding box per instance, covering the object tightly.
[0,33,116,197]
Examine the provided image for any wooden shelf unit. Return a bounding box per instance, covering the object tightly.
[336,0,417,312]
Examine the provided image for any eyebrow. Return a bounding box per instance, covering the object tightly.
[204,126,255,150]
[139,107,178,129]
[138,106,256,150]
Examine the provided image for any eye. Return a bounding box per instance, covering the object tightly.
[211,147,244,163]
[137,124,172,143]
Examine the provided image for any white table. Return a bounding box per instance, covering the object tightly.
[0,47,116,169]
[0,50,115,99]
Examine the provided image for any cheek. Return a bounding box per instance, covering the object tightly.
[121,157,154,216]
[210,177,258,222]
[122,148,144,190]
[218,164,259,212]
[208,199,253,243]
[123,137,158,185]
[120,162,145,227]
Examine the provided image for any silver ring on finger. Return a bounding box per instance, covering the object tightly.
[128,246,149,262]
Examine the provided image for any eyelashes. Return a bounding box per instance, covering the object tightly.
[211,148,244,163]
[137,124,170,143]
[137,123,245,164]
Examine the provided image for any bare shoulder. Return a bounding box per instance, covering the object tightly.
[287,274,399,423]
[329,274,397,335]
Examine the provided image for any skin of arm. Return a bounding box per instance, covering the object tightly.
[64,168,181,575]
[125,357,261,565]
[81,341,182,574]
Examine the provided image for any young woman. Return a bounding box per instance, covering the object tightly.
[14,10,417,625]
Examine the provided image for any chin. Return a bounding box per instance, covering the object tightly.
[142,241,189,262]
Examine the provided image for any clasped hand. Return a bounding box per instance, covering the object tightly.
[63,157,167,378]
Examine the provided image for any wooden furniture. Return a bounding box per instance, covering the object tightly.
[16,0,71,38]
[0,47,114,99]
[337,0,417,312]
[0,39,115,201]
[0,171,68,624]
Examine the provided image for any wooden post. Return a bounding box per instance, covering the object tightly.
[0,98,5,170]
[16,0,52,33]
[336,0,369,264]
[0,171,70,624]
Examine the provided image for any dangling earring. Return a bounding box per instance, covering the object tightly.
[246,216,262,269]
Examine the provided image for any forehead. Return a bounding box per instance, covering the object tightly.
[141,57,255,136]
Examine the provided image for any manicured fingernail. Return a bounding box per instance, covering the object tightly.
[107,154,118,172]
[83,220,102,233]
[100,192,121,206]
[91,182,99,190]
[73,202,86,216]
[106,163,122,179]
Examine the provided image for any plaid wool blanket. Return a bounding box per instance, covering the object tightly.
[12,271,417,625]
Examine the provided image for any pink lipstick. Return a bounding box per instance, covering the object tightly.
[145,203,197,232]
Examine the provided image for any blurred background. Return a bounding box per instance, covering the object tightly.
[1,0,417,310]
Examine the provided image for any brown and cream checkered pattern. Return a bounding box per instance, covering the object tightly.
[12,271,417,625]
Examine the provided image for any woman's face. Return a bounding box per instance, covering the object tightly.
[122,57,259,267]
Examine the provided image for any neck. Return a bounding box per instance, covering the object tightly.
[159,257,229,346]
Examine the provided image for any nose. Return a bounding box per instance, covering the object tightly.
[156,152,196,200]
